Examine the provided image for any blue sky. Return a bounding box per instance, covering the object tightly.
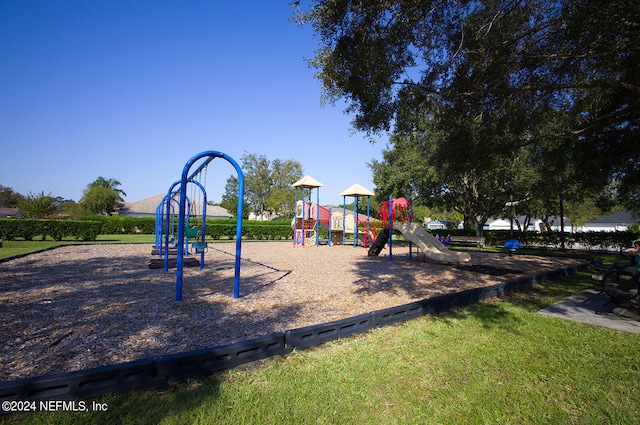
[0,1,384,206]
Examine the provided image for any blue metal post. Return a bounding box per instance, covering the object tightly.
[188,179,207,269]
[315,186,320,247]
[388,196,393,262]
[366,196,371,248]
[328,207,332,246]
[155,199,163,254]
[353,196,358,248]
[164,181,180,272]
[201,188,207,269]
[233,173,244,298]
[408,198,413,260]
[342,197,346,246]
[293,187,298,246]
[184,197,192,256]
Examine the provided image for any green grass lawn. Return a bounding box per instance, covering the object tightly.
[2,242,639,424]
[0,235,155,260]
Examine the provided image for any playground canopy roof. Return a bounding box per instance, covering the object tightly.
[292,175,323,189]
[339,183,374,197]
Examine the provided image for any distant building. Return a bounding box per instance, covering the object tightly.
[0,207,23,219]
[248,211,278,221]
[483,218,512,231]
[425,219,447,230]
[481,211,638,233]
[575,210,639,232]
[119,194,233,219]
[481,216,572,232]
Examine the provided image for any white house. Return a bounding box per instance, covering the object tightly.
[425,219,447,230]
[483,218,512,231]
[575,210,638,232]
[482,212,638,233]
[248,211,277,221]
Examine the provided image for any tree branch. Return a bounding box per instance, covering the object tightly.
[395,79,640,98]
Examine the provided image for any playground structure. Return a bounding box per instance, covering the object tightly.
[368,197,472,264]
[153,150,245,301]
[292,177,375,248]
[291,177,470,264]
[155,167,469,302]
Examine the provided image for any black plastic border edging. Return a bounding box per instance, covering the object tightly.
[285,313,373,349]
[0,261,590,404]
[154,333,290,381]
[0,358,163,402]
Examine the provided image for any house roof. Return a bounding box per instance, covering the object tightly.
[121,194,232,218]
[586,210,639,225]
[0,207,22,217]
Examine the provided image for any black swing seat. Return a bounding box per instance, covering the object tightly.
[148,257,199,269]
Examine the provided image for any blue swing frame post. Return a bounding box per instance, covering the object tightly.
[156,192,184,256]
[175,151,245,301]
[155,197,170,256]
[162,179,209,268]
[191,180,207,268]
[163,181,193,270]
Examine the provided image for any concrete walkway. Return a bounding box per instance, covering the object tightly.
[538,288,640,334]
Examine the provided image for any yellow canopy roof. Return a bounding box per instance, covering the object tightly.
[292,175,323,189]
[339,183,374,197]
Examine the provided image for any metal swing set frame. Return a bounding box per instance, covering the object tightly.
[166,151,245,301]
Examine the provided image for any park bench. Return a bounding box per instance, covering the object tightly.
[449,236,486,249]
[596,253,640,314]
[597,259,640,308]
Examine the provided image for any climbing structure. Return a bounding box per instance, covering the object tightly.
[368,197,412,257]
[339,183,375,248]
[292,178,376,247]
[368,197,471,264]
[292,175,324,247]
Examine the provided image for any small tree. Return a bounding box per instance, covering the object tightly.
[0,185,25,207]
[222,153,303,220]
[220,176,249,219]
[18,191,57,219]
[62,201,88,218]
[269,159,303,219]
[80,177,126,215]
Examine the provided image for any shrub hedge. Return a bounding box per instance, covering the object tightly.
[0,219,102,241]
[429,229,636,252]
[77,216,156,234]
[0,217,293,242]
[2,216,637,250]
[208,221,292,240]
[77,217,293,240]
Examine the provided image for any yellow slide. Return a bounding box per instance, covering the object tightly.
[392,223,472,264]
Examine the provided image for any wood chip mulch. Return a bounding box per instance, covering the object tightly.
[0,242,586,382]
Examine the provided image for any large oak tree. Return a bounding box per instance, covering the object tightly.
[295,0,640,217]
